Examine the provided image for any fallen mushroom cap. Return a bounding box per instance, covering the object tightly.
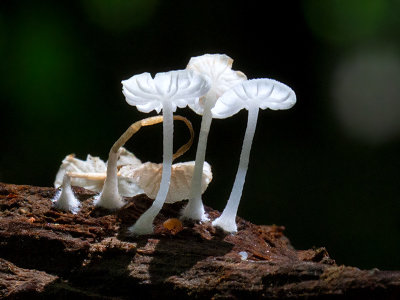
[117,147,142,168]
[187,54,247,114]
[54,154,107,192]
[54,148,143,197]
[122,70,211,113]
[119,161,213,203]
[211,78,296,119]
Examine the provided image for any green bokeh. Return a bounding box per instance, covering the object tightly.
[0,14,4,57]
[302,0,387,44]
[7,12,82,117]
[83,0,159,32]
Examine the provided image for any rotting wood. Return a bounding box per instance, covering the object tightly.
[1,182,399,299]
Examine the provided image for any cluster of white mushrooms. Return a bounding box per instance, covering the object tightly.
[53,53,296,234]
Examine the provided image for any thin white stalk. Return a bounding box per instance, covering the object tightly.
[94,150,125,209]
[212,104,259,232]
[53,174,80,214]
[182,101,214,221]
[129,100,174,235]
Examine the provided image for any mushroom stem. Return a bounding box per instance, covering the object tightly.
[94,115,193,210]
[53,174,80,214]
[111,116,163,153]
[94,149,125,209]
[67,172,107,180]
[148,100,174,209]
[182,101,214,221]
[212,103,259,232]
[129,100,174,235]
[112,115,192,161]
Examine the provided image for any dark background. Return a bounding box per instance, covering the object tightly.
[1,0,399,270]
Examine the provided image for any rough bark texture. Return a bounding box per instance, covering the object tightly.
[0,182,399,299]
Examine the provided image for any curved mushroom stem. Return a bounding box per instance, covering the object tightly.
[182,101,214,221]
[129,100,174,235]
[94,115,193,210]
[212,103,259,233]
[113,115,193,161]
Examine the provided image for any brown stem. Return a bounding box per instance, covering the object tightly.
[111,115,194,162]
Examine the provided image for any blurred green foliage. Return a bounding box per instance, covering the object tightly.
[9,12,81,116]
[303,0,387,44]
[82,0,159,32]
[0,0,399,271]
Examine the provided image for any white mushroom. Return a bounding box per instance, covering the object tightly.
[183,54,246,221]
[211,79,296,233]
[52,173,80,214]
[122,71,210,235]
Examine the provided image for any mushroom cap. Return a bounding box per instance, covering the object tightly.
[186,54,247,115]
[119,161,213,203]
[211,78,296,119]
[122,69,211,113]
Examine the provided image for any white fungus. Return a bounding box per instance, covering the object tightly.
[183,54,246,221]
[94,149,126,209]
[94,115,183,210]
[52,173,80,214]
[122,70,210,235]
[211,79,296,233]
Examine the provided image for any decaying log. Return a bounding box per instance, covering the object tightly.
[0,182,399,299]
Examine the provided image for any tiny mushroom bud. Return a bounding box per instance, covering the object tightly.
[52,173,80,214]
[122,70,210,235]
[211,79,296,233]
[183,54,246,221]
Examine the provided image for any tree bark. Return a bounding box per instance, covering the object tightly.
[0,182,399,299]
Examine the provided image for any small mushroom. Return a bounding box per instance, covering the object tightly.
[183,54,246,221]
[211,79,296,233]
[52,173,80,214]
[122,70,210,235]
